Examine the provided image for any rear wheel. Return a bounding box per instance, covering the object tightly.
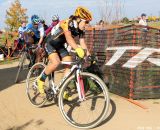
[58,72,110,129]
[15,52,26,83]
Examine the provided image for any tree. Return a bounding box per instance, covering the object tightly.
[99,0,113,23]
[152,16,157,22]
[98,0,124,24]
[148,16,152,22]
[5,0,28,31]
[121,17,129,24]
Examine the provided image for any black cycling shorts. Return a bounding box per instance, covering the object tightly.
[45,35,69,59]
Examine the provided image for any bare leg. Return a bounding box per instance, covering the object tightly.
[62,55,72,76]
[35,48,43,62]
[61,55,73,101]
[45,53,60,75]
[37,53,60,94]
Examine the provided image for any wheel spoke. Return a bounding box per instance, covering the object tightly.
[26,63,47,107]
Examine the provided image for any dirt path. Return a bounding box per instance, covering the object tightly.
[0,62,160,130]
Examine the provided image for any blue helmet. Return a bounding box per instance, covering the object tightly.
[31,15,40,24]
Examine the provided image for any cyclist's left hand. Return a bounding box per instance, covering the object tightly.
[75,48,85,58]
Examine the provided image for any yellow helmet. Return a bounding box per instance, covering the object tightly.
[75,6,92,21]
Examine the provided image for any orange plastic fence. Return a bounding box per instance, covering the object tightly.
[85,25,160,99]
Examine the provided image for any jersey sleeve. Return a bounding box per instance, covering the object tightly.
[24,23,32,32]
[18,27,22,33]
[60,20,69,32]
[38,23,45,37]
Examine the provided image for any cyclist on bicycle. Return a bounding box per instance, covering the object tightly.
[41,19,48,31]
[14,21,27,50]
[25,14,45,47]
[45,15,60,36]
[25,14,45,66]
[37,6,92,99]
[18,20,27,43]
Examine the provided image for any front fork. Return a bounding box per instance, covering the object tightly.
[76,69,85,101]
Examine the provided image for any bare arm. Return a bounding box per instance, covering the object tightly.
[38,24,45,47]
[64,31,78,49]
[79,38,90,56]
[38,36,43,47]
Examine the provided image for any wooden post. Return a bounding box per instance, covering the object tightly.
[129,25,136,99]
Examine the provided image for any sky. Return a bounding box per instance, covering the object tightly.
[0,0,160,29]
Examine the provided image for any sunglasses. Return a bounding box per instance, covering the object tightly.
[34,23,38,26]
[80,19,89,24]
[85,21,89,24]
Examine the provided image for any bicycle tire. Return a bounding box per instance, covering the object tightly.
[15,52,26,83]
[26,62,47,107]
[58,72,110,129]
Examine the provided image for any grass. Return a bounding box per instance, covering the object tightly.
[110,21,160,29]
[148,21,160,28]
[0,58,18,65]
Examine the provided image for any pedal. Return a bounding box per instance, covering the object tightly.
[45,88,55,102]
[33,82,38,89]
[32,82,38,95]
[23,65,28,70]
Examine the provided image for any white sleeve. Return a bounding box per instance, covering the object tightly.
[18,27,22,33]
[139,19,143,24]
[139,19,147,26]
[38,24,45,37]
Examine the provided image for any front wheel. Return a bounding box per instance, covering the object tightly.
[58,72,110,129]
[26,62,47,107]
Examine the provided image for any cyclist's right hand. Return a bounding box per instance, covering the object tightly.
[75,48,85,58]
[87,55,97,64]
[26,29,34,36]
[35,45,42,51]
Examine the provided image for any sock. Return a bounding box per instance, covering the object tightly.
[40,72,48,82]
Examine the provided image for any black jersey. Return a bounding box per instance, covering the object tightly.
[48,19,85,44]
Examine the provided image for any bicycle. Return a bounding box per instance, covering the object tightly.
[14,43,37,83]
[26,52,110,129]
[15,31,47,83]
